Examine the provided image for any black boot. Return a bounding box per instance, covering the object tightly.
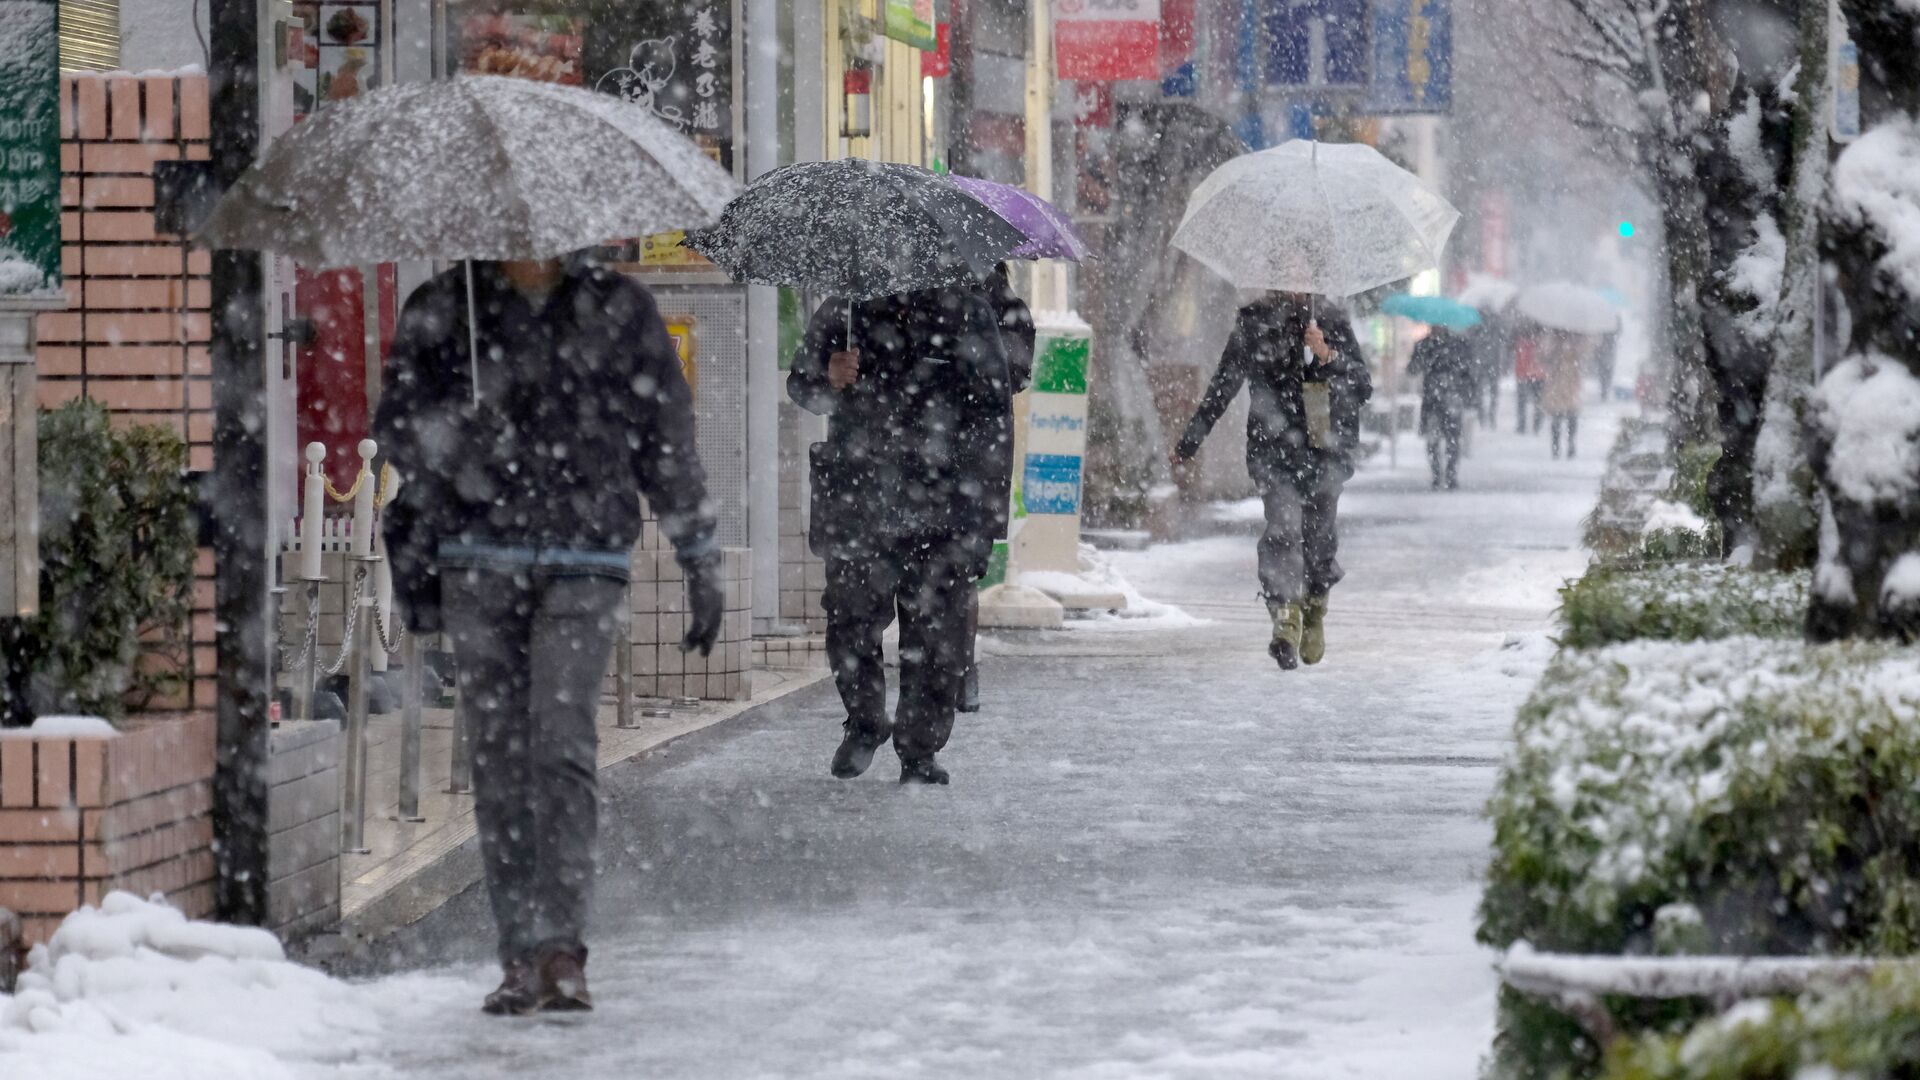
[899,756,950,785]
[830,721,891,779]
[956,664,980,713]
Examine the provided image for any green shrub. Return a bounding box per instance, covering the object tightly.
[1602,969,1920,1079]
[1556,564,1810,649]
[1480,637,1920,1077]
[0,401,196,726]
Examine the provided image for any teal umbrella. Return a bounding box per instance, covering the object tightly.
[1381,293,1483,328]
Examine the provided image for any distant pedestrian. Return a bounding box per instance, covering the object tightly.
[1514,332,1546,434]
[1541,329,1588,459]
[375,256,722,1016]
[790,283,1015,785]
[1467,317,1508,424]
[1407,325,1475,490]
[1595,329,1619,400]
[959,263,1035,715]
[1171,293,1372,670]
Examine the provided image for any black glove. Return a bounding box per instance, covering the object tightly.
[682,554,723,656]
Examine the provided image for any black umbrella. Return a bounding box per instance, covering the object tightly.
[686,159,1028,300]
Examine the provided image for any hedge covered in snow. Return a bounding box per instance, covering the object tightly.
[1556,564,1810,649]
[1601,968,1920,1079]
[1479,637,1920,1078]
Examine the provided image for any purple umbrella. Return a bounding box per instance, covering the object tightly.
[949,176,1091,262]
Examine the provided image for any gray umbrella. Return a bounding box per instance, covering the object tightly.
[685,159,1027,300]
[197,75,739,398]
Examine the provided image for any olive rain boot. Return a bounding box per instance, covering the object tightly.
[1301,596,1329,666]
[1266,600,1303,670]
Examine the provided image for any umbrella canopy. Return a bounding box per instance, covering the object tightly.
[1170,139,1459,297]
[948,176,1092,262]
[1382,293,1483,329]
[1515,281,1621,335]
[197,74,739,267]
[687,159,1028,299]
[1455,273,1518,313]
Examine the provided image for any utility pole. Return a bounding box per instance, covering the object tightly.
[207,0,272,926]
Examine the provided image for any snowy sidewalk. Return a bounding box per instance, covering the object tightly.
[3,408,1616,1079]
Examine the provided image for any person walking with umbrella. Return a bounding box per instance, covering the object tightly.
[1540,329,1590,458]
[691,159,1025,783]
[197,75,739,1014]
[1170,294,1371,668]
[1168,139,1457,667]
[1406,324,1477,490]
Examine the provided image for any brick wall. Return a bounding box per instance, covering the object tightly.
[39,72,216,714]
[0,713,218,946]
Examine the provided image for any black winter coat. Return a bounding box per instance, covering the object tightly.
[788,286,1014,570]
[1176,297,1373,490]
[1407,331,1476,434]
[373,262,717,632]
[986,264,1036,393]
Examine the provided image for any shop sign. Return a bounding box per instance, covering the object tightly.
[664,312,698,397]
[0,0,61,297]
[1368,0,1452,114]
[1023,454,1083,515]
[1264,0,1369,89]
[885,0,937,51]
[1053,0,1161,82]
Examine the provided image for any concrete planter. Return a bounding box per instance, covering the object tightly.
[0,711,216,946]
[266,720,341,941]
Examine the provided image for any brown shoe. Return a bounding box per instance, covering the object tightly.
[481,959,542,1016]
[538,946,593,1012]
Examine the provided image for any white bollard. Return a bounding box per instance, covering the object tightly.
[342,438,379,853]
[298,442,326,582]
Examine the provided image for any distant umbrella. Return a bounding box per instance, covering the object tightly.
[1515,282,1621,335]
[1455,274,1518,313]
[686,159,1028,299]
[1171,139,1459,297]
[948,176,1091,262]
[1382,293,1483,329]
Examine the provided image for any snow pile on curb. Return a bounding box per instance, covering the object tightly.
[0,893,393,1080]
[1022,544,1206,630]
[1482,637,1920,956]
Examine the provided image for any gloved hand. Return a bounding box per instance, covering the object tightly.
[682,554,724,656]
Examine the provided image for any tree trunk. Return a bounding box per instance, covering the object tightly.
[1647,0,1721,450]
[1750,0,1828,570]
[1806,3,1920,641]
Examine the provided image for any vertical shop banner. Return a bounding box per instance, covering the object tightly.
[1053,0,1161,82]
[1369,0,1452,113]
[0,0,61,296]
[885,0,937,51]
[587,2,736,169]
[1265,0,1369,89]
[1014,323,1093,575]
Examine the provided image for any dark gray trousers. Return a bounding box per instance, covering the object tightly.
[823,539,970,761]
[443,566,625,965]
[1257,472,1345,605]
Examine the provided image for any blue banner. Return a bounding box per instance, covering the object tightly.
[1023,454,1083,515]
[1370,0,1452,113]
[1264,0,1370,89]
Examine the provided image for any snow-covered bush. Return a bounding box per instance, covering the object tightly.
[1556,564,1809,649]
[1601,968,1920,1079]
[1480,638,1920,1078]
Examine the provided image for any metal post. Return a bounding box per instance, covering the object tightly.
[446,684,473,795]
[296,582,320,721]
[341,560,374,853]
[615,584,637,729]
[397,631,424,822]
[208,0,271,927]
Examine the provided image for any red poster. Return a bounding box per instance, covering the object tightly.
[1054,0,1161,82]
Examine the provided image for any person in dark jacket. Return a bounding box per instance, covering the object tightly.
[1170,293,1372,669]
[958,263,1035,714]
[789,283,1014,785]
[373,256,721,1015]
[1406,325,1476,491]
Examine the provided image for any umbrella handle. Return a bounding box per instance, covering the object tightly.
[465,259,481,408]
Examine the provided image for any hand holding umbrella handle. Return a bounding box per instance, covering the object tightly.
[828,348,861,390]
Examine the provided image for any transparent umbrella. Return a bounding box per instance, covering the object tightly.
[197,74,740,398]
[1170,139,1460,299]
